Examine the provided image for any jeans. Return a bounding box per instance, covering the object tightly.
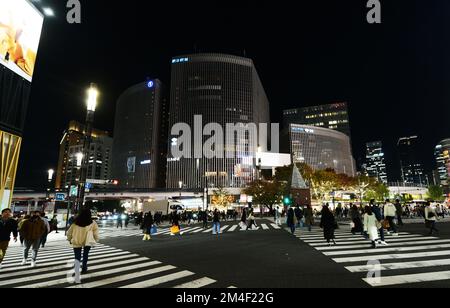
[40,232,48,247]
[24,239,41,261]
[378,227,385,242]
[428,221,439,234]
[290,225,296,234]
[213,222,220,234]
[386,216,398,233]
[74,246,91,271]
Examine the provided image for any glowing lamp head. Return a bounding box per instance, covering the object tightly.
[48,169,55,181]
[86,84,98,112]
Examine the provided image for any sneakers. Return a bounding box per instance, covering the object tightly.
[30,261,36,268]
[378,241,389,246]
[21,259,27,266]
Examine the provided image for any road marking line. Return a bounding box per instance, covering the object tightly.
[0,251,131,273]
[4,246,111,259]
[173,277,217,288]
[363,270,450,287]
[69,265,176,288]
[203,228,214,233]
[120,270,195,288]
[346,258,450,273]
[323,243,450,256]
[316,240,450,251]
[261,224,269,230]
[270,224,281,230]
[181,227,202,235]
[220,225,230,232]
[1,248,120,265]
[308,236,436,246]
[333,250,450,263]
[0,257,151,286]
[191,228,206,233]
[228,225,238,232]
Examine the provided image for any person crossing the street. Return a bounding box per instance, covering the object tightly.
[394,199,404,226]
[320,204,337,246]
[304,204,314,232]
[67,209,99,284]
[40,214,51,248]
[384,199,399,236]
[246,208,258,230]
[212,209,221,235]
[363,206,380,249]
[141,212,154,241]
[202,210,208,229]
[20,211,47,268]
[287,207,296,234]
[425,201,439,235]
[370,199,388,246]
[0,208,18,269]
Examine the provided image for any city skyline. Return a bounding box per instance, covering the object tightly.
[14,0,450,188]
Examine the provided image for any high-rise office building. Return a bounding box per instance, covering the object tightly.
[283,102,351,137]
[398,136,426,185]
[365,141,388,183]
[55,121,112,189]
[167,53,270,189]
[112,80,168,189]
[285,124,356,177]
[435,139,450,187]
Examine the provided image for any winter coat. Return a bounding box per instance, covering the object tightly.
[0,218,18,242]
[395,203,403,216]
[67,222,99,248]
[304,208,314,226]
[286,209,295,227]
[213,212,220,223]
[142,214,154,233]
[320,210,336,240]
[372,205,383,221]
[364,213,379,241]
[21,217,46,241]
[384,203,397,217]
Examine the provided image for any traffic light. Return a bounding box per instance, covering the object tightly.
[283,196,293,206]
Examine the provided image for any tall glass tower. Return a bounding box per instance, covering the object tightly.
[167,54,270,189]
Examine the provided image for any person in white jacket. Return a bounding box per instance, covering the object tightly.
[424,202,439,235]
[364,206,381,249]
[384,199,399,236]
[67,209,99,284]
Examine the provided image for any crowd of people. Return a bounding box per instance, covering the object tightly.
[286,199,445,248]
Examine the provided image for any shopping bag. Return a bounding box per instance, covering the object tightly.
[150,225,157,235]
[170,225,180,234]
[382,220,390,229]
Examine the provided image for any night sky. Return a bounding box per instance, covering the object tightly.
[16,0,450,189]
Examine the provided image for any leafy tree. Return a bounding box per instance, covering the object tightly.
[427,185,445,201]
[243,180,285,212]
[211,187,234,209]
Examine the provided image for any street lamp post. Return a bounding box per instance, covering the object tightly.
[76,84,98,212]
[46,169,54,214]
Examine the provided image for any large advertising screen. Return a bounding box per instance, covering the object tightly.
[0,0,44,82]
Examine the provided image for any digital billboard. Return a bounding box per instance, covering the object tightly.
[0,0,44,82]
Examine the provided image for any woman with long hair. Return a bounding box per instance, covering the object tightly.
[67,209,99,284]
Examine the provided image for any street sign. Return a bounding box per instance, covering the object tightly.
[70,186,78,197]
[55,193,66,201]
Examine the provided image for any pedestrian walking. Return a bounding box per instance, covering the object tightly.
[275,206,282,226]
[20,211,47,267]
[304,205,314,232]
[0,209,18,269]
[212,209,221,235]
[394,199,404,226]
[50,215,59,233]
[363,206,381,249]
[246,209,257,230]
[287,207,296,234]
[116,213,123,229]
[17,215,30,246]
[294,206,303,228]
[124,214,130,228]
[40,214,51,248]
[370,199,387,246]
[141,212,153,241]
[67,209,99,283]
[240,208,247,229]
[384,199,399,236]
[425,202,439,235]
[349,204,363,235]
[320,205,337,246]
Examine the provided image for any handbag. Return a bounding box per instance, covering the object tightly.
[382,220,390,229]
[86,224,97,246]
[375,220,382,230]
[170,225,180,234]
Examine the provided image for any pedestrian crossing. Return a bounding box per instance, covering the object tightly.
[0,242,231,288]
[290,227,450,287]
[99,222,282,239]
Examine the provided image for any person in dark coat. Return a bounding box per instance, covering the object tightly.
[320,205,336,246]
[141,212,154,241]
[202,211,208,229]
[294,206,303,228]
[349,204,364,235]
[0,209,18,268]
[286,208,296,234]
